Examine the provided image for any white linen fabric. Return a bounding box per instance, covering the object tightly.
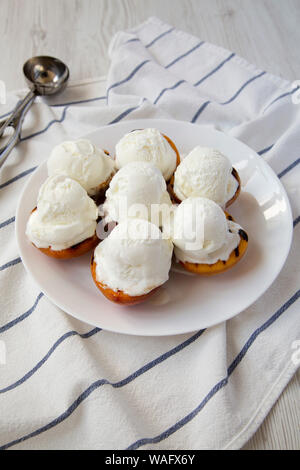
[0,17,299,450]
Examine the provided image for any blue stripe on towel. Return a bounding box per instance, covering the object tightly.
[0,329,205,449]
[108,105,141,124]
[0,95,106,125]
[107,98,147,124]
[227,292,300,374]
[50,96,106,107]
[257,144,274,156]
[106,60,150,98]
[277,158,300,179]
[20,106,69,142]
[263,86,300,114]
[1,47,230,124]
[194,53,235,87]
[0,216,15,229]
[165,41,205,69]
[0,293,44,334]
[190,101,210,123]
[124,38,140,45]
[293,215,300,228]
[0,109,12,120]
[1,284,300,449]
[0,166,36,190]
[5,100,73,143]
[0,100,23,120]
[145,27,174,48]
[0,59,265,158]
[127,289,300,449]
[191,71,266,122]
[153,80,185,105]
[124,27,174,48]
[11,79,141,141]
[154,53,236,104]
[221,71,266,105]
[0,327,101,393]
[0,257,21,272]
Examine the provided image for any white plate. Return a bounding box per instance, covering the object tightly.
[16,119,293,336]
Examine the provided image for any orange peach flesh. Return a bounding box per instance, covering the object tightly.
[90,255,159,305]
[34,233,99,259]
[30,208,99,259]
[179,212,248,275]
[225,168,241,208]
[162,134,181,169]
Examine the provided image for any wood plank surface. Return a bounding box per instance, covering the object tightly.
[1,0,299,90]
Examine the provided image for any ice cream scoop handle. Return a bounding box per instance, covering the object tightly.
[0,95,35,169]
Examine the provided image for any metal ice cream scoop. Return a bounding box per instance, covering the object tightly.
[0,56,69,169]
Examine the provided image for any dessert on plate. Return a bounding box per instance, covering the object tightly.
[91,218,173,305]
[103,161,172,226]
[47,139,115,203]
[165,197,248,275]
[26,175,99,258]
[169,146,240,207]
[115,128,180,181]
[24,121,250,310]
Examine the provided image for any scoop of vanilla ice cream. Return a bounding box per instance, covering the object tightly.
[103,161,172,225]
[168,197,241,264]
[94,218,173,296]
[47,139,115,195]
[115,128,177,180]
[26,175,98,250]
[173,147,238,206]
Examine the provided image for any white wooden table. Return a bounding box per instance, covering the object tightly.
[0,0,299,450]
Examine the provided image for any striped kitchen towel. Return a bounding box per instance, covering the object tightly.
[0,17,299,450]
